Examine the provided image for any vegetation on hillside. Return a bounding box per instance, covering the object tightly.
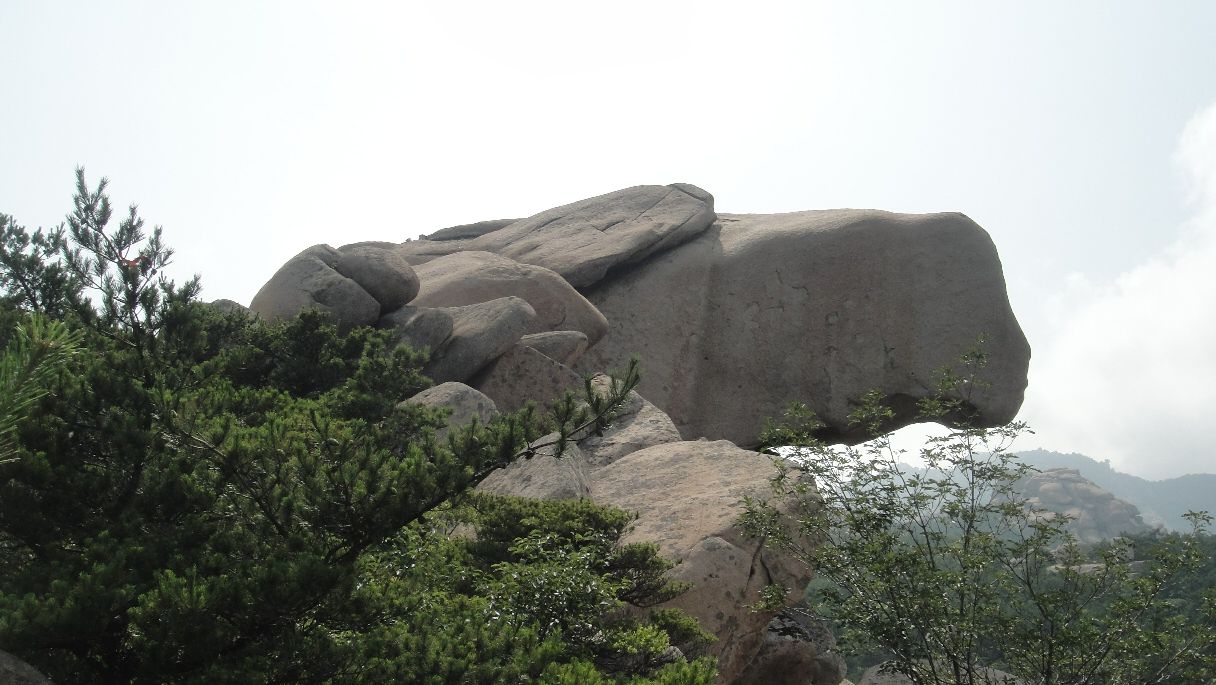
[744,347,1216,685]
[0,172,717,684]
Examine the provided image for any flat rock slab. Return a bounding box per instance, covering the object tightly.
[395,184,715,284]
[458,183,716,288]
[411,251,609,345]
[578,210,1032,446]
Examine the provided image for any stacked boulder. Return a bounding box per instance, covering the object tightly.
[245,183,1032,685]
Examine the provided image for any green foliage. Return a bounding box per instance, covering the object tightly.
[0,171,715,684]
[743,345,1216,685]
[0,315,82,463]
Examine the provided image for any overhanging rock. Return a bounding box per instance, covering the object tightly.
[576,209,1031,445]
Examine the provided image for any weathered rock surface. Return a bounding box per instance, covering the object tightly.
[473,343,584,414]
[518,330,589,365]
[577,210,1031,446]
[423,297,536,384]
[477,434,591,500]
[250,245,380,329]
[411,251,609,344]
[472,344,585,415]
[378,304,455,355]
[0,649,51,685]
[423,218,518,241]
[736,608,847,685]
[459,183,716,288]
[333,243,420,314]
[1018,468,1151,544]
[401,382,498,439]
[578,374,683,468]
[590,440,813,684]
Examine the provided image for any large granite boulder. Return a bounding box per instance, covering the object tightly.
[411,251,609,345]
[379,304,455,355]
[577,210,1031,446]
[333,243,420,314]
[423,297,537,384]
[249,245,380,330]
[401,382,498,439]
[590,440,813,684]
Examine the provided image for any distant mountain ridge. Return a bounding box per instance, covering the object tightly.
[1014,449,1216,531]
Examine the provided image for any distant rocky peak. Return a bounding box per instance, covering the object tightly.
[1018,468,1152,544]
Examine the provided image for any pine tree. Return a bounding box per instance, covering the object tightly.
[0,171,716,684]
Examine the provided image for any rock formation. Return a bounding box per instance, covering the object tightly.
[245,183,1031,684]
[1017,468,1152,544]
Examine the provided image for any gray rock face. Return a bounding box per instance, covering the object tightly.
[378,305,455,356]
[423,218,518,241]
[472,344,584,415]
[249,245,380,330]
[411,251,609,345]
[578,210,1032,446]
[424,297,537,384]
[518,330,590,365]
[401,382,498,439]
[0,649,51,685]
[578,374,683,468]
[462,183,716,288]
[477,435,591,500]
[334,244,420,314]
[590,440,813,684]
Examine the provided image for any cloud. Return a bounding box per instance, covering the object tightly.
[1020,102,1216,479]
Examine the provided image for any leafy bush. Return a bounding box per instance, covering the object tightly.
[743,346,1216,684]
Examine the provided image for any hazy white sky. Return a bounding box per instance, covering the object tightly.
[2,2,1215,478]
